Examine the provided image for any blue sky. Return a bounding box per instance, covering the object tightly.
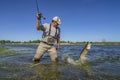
[0,0,120,42]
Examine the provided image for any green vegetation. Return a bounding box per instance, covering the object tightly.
[90,42,120,45]
[0,47,16,55]
[0,47,8,51]
[0,40,40,44]
[0,40,120,45]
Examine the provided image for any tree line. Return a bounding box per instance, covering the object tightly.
[0,40,40,44]
[0,40,120,45]
[0,40,87,44]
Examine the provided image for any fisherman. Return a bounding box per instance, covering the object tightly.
[32,13,61,62]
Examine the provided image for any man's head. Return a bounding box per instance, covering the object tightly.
[52,16,61,27]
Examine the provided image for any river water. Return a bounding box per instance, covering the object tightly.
[0,44,120,80]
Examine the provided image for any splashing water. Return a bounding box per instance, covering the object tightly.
[62,54,88,65]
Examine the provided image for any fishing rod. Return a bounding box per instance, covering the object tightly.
[35,0,46,20]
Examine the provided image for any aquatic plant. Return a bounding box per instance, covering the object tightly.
[0,47,16,55]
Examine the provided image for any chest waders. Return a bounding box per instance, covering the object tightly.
[41,24,58,45]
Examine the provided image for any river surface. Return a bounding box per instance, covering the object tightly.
[0,44,120,80]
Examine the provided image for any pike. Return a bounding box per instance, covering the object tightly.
[79,42,91,60]
[65,42,91,65]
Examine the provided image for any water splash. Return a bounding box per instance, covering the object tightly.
[62,54,88,65]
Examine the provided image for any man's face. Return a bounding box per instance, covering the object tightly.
[52,21,59,27]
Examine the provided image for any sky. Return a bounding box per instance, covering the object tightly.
[0,0,120,42]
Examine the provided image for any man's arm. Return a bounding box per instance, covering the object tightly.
[57,31,60,49]
[57,35,60,49]
[36,13,44,31]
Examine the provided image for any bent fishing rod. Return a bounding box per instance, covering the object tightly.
[35,0,46,20]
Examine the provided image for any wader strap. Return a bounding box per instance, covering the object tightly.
[48,24,58,38]
[43,24,58,38]
[42,24,51,38]
[48,24,51,36]
[55,27,57,38]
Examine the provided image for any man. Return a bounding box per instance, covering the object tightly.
[32,13,61,62]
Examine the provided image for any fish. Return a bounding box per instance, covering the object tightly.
[64,42,91,65]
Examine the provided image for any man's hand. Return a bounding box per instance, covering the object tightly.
[56,46,60,50]
[56,47,60,50]
[36,13,42,20]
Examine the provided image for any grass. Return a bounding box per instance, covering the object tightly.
[0,47,8,51]
[0,47,16,55]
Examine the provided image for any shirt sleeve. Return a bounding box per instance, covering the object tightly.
[42,23,49,31]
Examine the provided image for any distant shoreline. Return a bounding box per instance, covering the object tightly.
[0,42,120,45]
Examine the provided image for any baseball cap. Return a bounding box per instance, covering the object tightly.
[52,16,61,24]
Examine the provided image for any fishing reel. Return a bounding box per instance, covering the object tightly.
[37,13,46,20]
